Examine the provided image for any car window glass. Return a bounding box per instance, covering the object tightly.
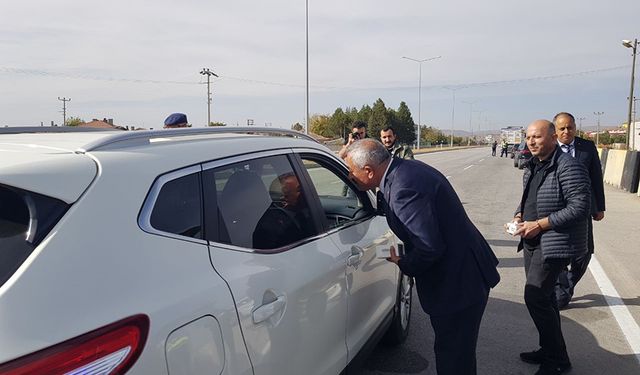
[301,158,370,230]
[150,172,203,239]
[203,155,318,250]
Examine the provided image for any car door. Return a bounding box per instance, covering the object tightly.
[293,150,398,362]
[201,152,349,375]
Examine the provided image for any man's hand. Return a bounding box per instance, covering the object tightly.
[386,245,401,265]
[515,221,542,239]
[593,211,605,221]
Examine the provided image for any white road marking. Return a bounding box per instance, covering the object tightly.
[445,175,452,179]
[589,255,640,365]
[463,165,474,171]
[479,159,485,162]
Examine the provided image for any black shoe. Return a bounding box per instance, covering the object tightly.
[520,349,544,364]
[534,362,572,375]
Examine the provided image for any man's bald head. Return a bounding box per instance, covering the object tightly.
[526,119,558,160]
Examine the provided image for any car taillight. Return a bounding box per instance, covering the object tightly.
[0,315,149,375]
[522,149,530,155]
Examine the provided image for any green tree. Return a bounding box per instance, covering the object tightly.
[358,105,372,124]
[208,121,226,127]
[599,131,611,145]
[291,122,304,132]
[393,101,416,145]
[66,117,84,126]
[329,108,352,138]
[368,98,391,137]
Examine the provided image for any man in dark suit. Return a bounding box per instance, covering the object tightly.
[552,112,606,309]
[343,138,500,375]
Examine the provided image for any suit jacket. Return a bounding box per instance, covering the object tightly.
[572,137,606,214]
[382,159,500,316]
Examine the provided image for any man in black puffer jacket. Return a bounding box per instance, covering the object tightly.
[510,119,591,375]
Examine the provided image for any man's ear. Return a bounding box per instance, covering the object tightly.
[363,165,375,179]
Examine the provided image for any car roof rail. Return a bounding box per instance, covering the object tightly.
[76,127,318,153]
[0,126,118,134]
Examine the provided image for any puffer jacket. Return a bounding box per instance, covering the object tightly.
[516,146,591,260]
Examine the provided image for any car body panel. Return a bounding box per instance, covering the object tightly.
[208,240,348,375]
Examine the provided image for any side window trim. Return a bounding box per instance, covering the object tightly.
[138,165,207,245]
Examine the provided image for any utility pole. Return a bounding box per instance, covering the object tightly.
[58,97,71,126]
[594,111,604,146]
[622,39,637,150]
[305,0,310,135]
[577,116,586,135]
[200,68,218,126]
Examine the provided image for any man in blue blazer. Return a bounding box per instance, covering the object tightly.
[552,112,605,309]
[344,139,500,375]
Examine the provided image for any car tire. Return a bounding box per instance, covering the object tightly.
[518,158,525,169]
[382,272,413,346]
[513,156,519,167]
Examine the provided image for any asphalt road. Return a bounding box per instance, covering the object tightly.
[355,147,640,375]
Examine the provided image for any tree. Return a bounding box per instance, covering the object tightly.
[309,114,331,137]
[368,98,391,137]
[66,117,84,126]
[393,101,416,145]
[328,108,351,138]
[208,121,226,127]
[291,122,304,132]
[358,105,372,124]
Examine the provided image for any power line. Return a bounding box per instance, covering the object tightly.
[0,64,630,92]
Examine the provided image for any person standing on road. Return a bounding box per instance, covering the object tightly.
[163,113,189,128]
[500,139,508,157]
[380,126,415,160]
[511,119,590,375]
[552,112,605,309]
[492,140,498,156]
[338,120,368,159]
[344,139,500,375]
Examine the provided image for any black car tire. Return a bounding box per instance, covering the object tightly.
[518,158,526,169]
[382,272,413,346]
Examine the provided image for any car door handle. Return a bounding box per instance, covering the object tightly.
[252,296,286,324]
[346,245,364,267]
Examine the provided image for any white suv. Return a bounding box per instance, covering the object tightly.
[0,127,412,375]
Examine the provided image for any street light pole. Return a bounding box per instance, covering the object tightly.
[305,0,310,135]
[200,68,218,126]
[402,55,441,150]
[462,100,477,144]
[594,111,604,146]
[445,88,457,147]
[623,39,638,150]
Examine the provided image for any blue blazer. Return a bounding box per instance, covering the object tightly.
[382,159,500,316]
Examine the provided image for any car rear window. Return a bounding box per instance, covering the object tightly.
[0,184,69,288]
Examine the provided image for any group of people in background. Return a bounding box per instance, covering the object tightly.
[339,111,604,375]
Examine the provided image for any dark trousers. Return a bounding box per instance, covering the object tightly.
[523,246,571,366]
[556,219,593,304]
[500,148,508,157]
[491,147,497,156]
[429,294,488,375]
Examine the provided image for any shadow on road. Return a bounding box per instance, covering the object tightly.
[356,294,639,375]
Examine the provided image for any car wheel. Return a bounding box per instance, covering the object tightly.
[382,272,413,345]
[518,158,525,169]
[513,156,519,167]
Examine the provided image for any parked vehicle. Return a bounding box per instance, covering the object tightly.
[501,126,524,158]
[512,140,532,169]
[0,127,412,374]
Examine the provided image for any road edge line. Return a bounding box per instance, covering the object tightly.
[589,255,640,365]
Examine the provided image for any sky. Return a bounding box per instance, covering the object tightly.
[1,0,639,132]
